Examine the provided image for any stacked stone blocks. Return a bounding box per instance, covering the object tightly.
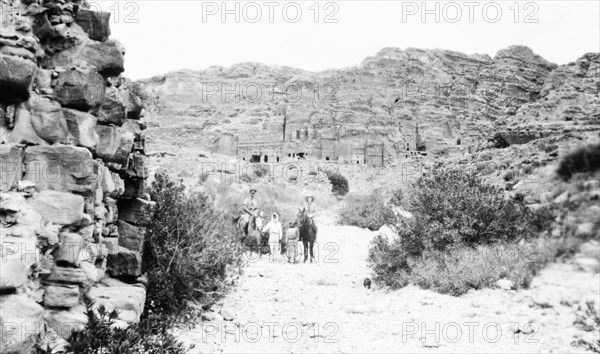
[0,1,151,352]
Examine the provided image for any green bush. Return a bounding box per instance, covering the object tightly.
[38,299,188,354]
[490,133,510,148]
[556,143,600,181]
[573,301,600,353]
[338,191,397,231]
[326,171,349,196]
[144,171,244,317]
[406,244,543,296]
[368,169,555,295]
[389,188,404,207]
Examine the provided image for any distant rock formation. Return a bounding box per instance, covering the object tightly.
[138,45,598,167]
[1,1,149,352]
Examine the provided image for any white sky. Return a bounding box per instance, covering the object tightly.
[97,1,600,79]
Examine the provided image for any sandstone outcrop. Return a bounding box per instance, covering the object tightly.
[138,46,598,168]
[0,1,149,351]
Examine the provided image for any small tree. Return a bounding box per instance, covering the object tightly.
[144,172,244,316]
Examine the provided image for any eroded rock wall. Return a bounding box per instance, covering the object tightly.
[0,1,150,352]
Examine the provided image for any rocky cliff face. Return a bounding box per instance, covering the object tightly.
[138,45,598,166]
[0,1,149,352]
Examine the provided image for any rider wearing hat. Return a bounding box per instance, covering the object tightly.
[302,194,318,235]
[243,188,260,217]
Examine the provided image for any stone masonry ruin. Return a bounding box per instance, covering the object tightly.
[0,1,151,352]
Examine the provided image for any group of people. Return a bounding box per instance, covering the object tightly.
[241,188,317,263]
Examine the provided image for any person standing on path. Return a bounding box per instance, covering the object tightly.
[263,213,283,262]
[285,221,300,263]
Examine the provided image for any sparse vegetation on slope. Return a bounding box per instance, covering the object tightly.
[338,191,397,231]
[556,143,600,181]
[367,169,555,295]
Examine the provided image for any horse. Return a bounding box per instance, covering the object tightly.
[237,211,263,255]
[297,209,317,263]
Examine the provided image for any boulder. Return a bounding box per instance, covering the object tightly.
[122,89,144,119]
[574,257,600,273]
[220,307,236,321]
[0,193,43,238]
[102,236,120,255]
[553,191,570,204]
[580,240,600,258]
[0,144,23,191]
[23,145,99,196]
[44,41,124,77]
[111,172,125,197]
[75,9,111,42]
[203,311,224,322]
[0,294,45,353]
[80,261,101,282]
[123,119,146,151]
[82,241,110,263]
[496,278,514,290]
[584,180,600,191]
[105,197,118,223]
[117,198,155,226]
[123,153,148,179]
[0,256,28,290]
[99,165,115,196]
[45,266,88,284]
[55,232,84,265]
[92,86,126,126]
[28,96,69,144]
[576,223,596,238]
[0,237,39,289]
[53,68,106,110]
[94,125,134,164]
[45,305,88,339]
[44,283,80,308]
[107,248,142,277]
[8,104,49,145]
[0,237,37,290]
[33,68,53,94]
[117,220,146,252]
[539,191,554,203]
[63,108,99,148]
[0,54,37,105]
[89,283,146,324]
[28,190,85,225]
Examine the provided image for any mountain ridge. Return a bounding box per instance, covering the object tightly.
[137,44,598,166]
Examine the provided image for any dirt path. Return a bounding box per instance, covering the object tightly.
[176,215,599,353]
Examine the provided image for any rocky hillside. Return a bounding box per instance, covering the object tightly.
[138,46,599,165]
[1,1,150,352]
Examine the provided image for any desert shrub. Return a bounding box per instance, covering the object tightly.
[406,244,544,295]
[338,191,397,230]
[368,169,555,295]
[573,301,600,353]
[144,171,244,317]
[38,299,188,353]
[503,170,518,182]
[556,143,600,180]
[490,133,510,148]
[389,188,404,207]
[366,234,410,289]
[326,171,349,196]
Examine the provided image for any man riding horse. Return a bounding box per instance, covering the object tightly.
[239,188,260,238]
[302,194,318,237]
[297,193,318,262]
